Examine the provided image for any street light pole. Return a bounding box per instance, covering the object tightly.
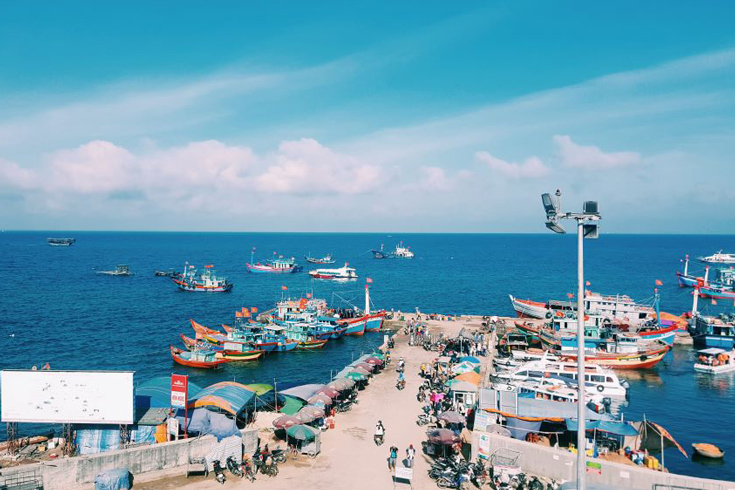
[576,218,586,490]
[541,190,599,490]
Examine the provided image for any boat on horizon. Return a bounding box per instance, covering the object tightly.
[247,250,301,274]
[47,237,75,247]
[305,253,335,264]
[371,241,414,259]
[172,263,232,292]
[96,265,133,276]
[699,251,735,265]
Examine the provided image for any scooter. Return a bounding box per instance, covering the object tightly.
[213,460,227,484]
[374,433,384,446]
[396,379,406,390]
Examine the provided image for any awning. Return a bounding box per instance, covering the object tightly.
[279,395,304,416]
[279,384,325,401]
[188,381,256,416]
[449,381,478,393]
[639,420,688,458]
[565,419,639,436]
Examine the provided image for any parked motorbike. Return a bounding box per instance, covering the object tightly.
[212,460,227,484]
[396,379,406,390]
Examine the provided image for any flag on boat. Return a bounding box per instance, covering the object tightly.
[235,311,243,318]
[585,281,591,286]
[205,264,214,268]
[251,307,258,313]
[282,285,288,291]
[306,293,312,299]
[712,299,718,305]
[366,277,373,284]
[655,279,663,286]
[567,293,574,299]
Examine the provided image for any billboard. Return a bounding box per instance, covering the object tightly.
[1,370,134,424]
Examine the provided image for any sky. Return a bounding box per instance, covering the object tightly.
[1,1,735,233]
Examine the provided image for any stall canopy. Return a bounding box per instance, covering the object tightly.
[135,376,203,425]
[453,371,482,385]
[279,395,305,415]
[565,419,639,436]
[279,384,325,401]
[186,408,240,441]
[449,381,479,393]
[638,420,688,458]
[188,381,255,416]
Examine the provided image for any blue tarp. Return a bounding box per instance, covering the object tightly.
[184,408,240,441]
[565,419,639,436]
[459,356,481,364]
[94,468,132,490]
[76,425,156,455]
[189,381,256,416]
[136,376,203,409]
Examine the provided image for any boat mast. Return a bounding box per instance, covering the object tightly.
[654,288,660,326]
[692,287,699,317]
[684,254,689,276]
[365,281,370,315]
[704,266,710,285]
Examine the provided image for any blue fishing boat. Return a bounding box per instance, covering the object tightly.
[690,315,735,349]
[246,249,301,274]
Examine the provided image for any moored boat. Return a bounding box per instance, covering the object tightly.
[694,348,735,374]
[560,342,671,369]
[170,345,228,369]
[97,265,133,276]
[173,263,232,292]
[305,253,335,264]
[692,443,725,459]
[247,250,300,273]
[297,339,328,350]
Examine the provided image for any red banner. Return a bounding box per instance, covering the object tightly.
[171,374,188,409]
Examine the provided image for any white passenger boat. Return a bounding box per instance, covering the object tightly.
[694,348,735,374]
[308,263,357,280]
[490,378,608,410]
[698,251,735,265]
[492,358,629,398]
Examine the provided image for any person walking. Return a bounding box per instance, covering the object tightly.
[406,444,416,468]
[388,445,398,471]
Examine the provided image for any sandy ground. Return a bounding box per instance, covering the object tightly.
[128,315,490,490]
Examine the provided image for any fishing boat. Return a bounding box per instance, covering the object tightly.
[699,251,735,265]
[170,345,228,369]
[688,291,735,349]
[509,292,661,328]
[371,241,414,259]
[97,265,133,276]
[305,253,335,264]
[308,263,357,280]
[559,341,671,370]
[692,443,725,459]
[173,263,233,292]
[215,349,265,362]
[247,250,300,273]
[296,339,328,350]
[694,348,735,374]
[47,238,75,246]
[155,269,178,277]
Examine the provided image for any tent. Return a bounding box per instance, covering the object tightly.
[448,381,479,393]
[565,419,639,437]
[279,384,325,401]
[186,408,240,441]
[188,382,256,417]
[453,371,482,385]
[279,395,305,415]
[245,383,274,396]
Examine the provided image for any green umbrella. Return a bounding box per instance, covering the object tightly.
[279,395,305,415]
[370,351,386,360]
[246,383,274,396]
[346,371,367,381]
[286,424,318,441]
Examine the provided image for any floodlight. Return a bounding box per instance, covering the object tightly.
[583,201,599,216]
[583,223,599,239]
[545,220,566,234]
[541,193,560,219]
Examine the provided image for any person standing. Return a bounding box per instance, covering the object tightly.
[406,444,416,468]
[388,445,398,471]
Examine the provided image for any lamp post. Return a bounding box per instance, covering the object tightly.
[541,190,600,490]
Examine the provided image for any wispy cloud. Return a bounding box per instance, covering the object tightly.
[475,151,550,179]
[553,135,641,170]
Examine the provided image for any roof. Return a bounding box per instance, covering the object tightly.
[189,381,256,416]
[136,376,203,409]
[698,348,727,355]
[565,419,639,436]
[279,384,325,401]
[449,381,479,393]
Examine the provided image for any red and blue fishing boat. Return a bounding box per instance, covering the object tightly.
[170,345,228,369]
[246,249,301,274]
[173,263,233,292]
[305,253,336,264]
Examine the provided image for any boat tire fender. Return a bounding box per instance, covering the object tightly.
[596,384,604,393]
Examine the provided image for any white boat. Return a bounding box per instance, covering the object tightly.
[97,265,133,276]
[509,292,657,328]
[47,238,75,246]
[394,242,414,258]
[694,348,735,374]
[308,263,357,280]
[492,357,629,398]
[699,251,735,265]
[490,378,607,409]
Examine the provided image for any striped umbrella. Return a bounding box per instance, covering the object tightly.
[272,415,301,429]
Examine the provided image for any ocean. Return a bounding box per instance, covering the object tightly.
[1,231,733,480]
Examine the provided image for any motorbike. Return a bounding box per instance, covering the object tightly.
[416,413,431,426]
[226,456,243,477]
[374,433,384,446]
[396,379,406,390]
[253,453,279,477]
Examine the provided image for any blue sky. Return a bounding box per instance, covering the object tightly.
[1,1,734,232]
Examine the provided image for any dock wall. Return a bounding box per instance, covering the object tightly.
[1,428,258,490]
[472,431,735,490]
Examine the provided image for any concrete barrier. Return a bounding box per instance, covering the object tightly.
[472,431,735,490]
[1,428,258,490]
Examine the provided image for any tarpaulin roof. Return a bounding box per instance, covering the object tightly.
[484,397,610,422]
[279,384,325,401]
[186,408,240,441]
[639,420,688,458]
[449,381,478,393]
[246,384,274,396]
[565,419,639,436]
[459,356,481,364]
[279,395,305,415]
[136,376,203,409]
[189,381,255,416]
[453,371,482,385]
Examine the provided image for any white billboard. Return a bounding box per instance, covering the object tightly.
[1,370,134,424]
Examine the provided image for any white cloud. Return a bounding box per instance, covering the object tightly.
[553,135,641,169]
[475,151,550,179]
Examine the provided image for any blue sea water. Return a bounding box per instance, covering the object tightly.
[1,231,733,480]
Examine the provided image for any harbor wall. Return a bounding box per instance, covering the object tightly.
[1,428,258,490]
[472,431,735,490]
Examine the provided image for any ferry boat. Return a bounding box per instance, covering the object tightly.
[305,253,335,264]
[490,378,608,410]
[97,265,133,276]
[173,264,232,292]
[510,292,657,328]
[699,251,735,265]
[308,264,357,280]
[492,358,629,398]
[694,348,735,374]
[47,237,75,246]
[247,250,300,274]
[371,241,414,259]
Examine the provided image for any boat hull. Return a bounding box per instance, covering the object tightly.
[509,295,548,319]
[216,350,265,361]
[297,339,328,350]
[637,324,678,345]
[561,347,670,370]
[698,286,735,300]
[342,318,366,336]
[274,340,298,352]
[364,313,385,332]
[246,263,296,273]
[693,334,735,349]
[170,346,227,369]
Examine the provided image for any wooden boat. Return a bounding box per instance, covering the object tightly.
[180,333,217,351]
[692,443,724,459]
[47,237,75,246]
[560,344,670,369]
[297,339,328,350]
[215,349,265,362]
[170,345,228,369]
[305,253,336,264]
[173,263,232,292]
[191,319,223,338]
[97,265,133,276]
